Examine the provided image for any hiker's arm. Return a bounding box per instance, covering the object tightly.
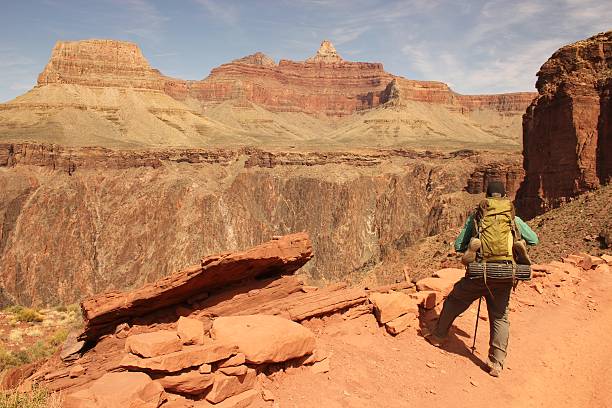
[454,215,475,252]
[515,217,539,245]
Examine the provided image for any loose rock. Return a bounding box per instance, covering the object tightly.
[125,330,183,358]
[211,315,315,364]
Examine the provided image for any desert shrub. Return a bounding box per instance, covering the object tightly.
[47,329,68,347]
[0,386,62,408]
[0,329,68,372]
[4,307,43,323]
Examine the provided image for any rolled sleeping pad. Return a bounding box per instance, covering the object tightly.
[466,262,532,281]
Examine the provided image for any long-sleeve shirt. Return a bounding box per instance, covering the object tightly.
[454,214,539,252]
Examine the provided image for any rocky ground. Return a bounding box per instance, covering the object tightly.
[1,231,610,408]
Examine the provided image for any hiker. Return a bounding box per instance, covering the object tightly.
[425,181,538,377]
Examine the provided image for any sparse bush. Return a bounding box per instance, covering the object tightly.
[8,330,23,344]
[0,386,62,408]
[4,306,44,323]
[48,329,68,347]
[0,328,68,373]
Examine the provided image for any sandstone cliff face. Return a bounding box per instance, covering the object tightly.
[38,39,165,90]
[0,143,522,306]
[516,31,612,218]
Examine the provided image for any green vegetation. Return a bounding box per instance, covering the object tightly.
[3,306,44,323]
[0,328,69,372]
[0,386,62,408]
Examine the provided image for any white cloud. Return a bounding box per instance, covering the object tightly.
[110,0,169,42]
[397,0,611,93]
[194,0,240,26]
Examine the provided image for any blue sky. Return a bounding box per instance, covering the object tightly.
[0,0,610,102]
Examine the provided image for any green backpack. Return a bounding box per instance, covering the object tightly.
[474,197,519,262]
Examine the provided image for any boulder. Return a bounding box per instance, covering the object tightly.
[211,315,315,364]
[205,369,257,404]
[595,264,610,273]
[602,254,612,264]
[369,291,419,324]
[432,268,465,282]
[157,370,214,395]
[177,317,205,345]
[125,331,182,358]
[120,343,237,373]
[385,312,417,335]
[415,277,455,296]
[64,372,166,408]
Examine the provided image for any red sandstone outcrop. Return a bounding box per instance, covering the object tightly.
[516,31,612,218]
[79,233,313,341]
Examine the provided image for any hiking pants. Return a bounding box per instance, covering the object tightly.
[433,277,513,366]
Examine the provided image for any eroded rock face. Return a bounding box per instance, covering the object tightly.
[38,39,165,90]
[516,31,612,218]
[0,143,524,307]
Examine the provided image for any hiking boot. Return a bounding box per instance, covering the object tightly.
[487,359,503,377]
[423,329,447,347]
[461,238,481,265]
[512,239,531,265]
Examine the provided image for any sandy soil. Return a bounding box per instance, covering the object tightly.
[262,266,612,408]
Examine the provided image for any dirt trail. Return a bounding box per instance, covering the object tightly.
[265,268,612,408]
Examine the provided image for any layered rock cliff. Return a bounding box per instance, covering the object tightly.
[32,39,535,119]
[516,31,612,218]
[0,142,522,306]
[37,39,166,90]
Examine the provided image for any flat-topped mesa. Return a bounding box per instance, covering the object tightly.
[306,40,344,63]
[37,39,167,90]
[516,31,612,218]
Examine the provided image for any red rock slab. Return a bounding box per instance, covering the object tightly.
[369,291,419,324]
[196,389,259,408]
[211,315,315,364]
[177,317,205,345]
[79,233,313,341]
[595,264,610,273]
[120,343,237,373]
[157,370,214,395]
[125,330,183,358]
[63,372,166,408]
[416,277,456,296]
[219,353,246,368]
[385,312,418,335]
[205,369,257,404]
[218,365,248,376]
[602,254,612,265]
[432,268,466,281]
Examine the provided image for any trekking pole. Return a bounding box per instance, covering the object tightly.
[471,297,482,354]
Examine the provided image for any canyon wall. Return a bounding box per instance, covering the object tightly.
[0,143,522,307]
[516,31,612,218]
